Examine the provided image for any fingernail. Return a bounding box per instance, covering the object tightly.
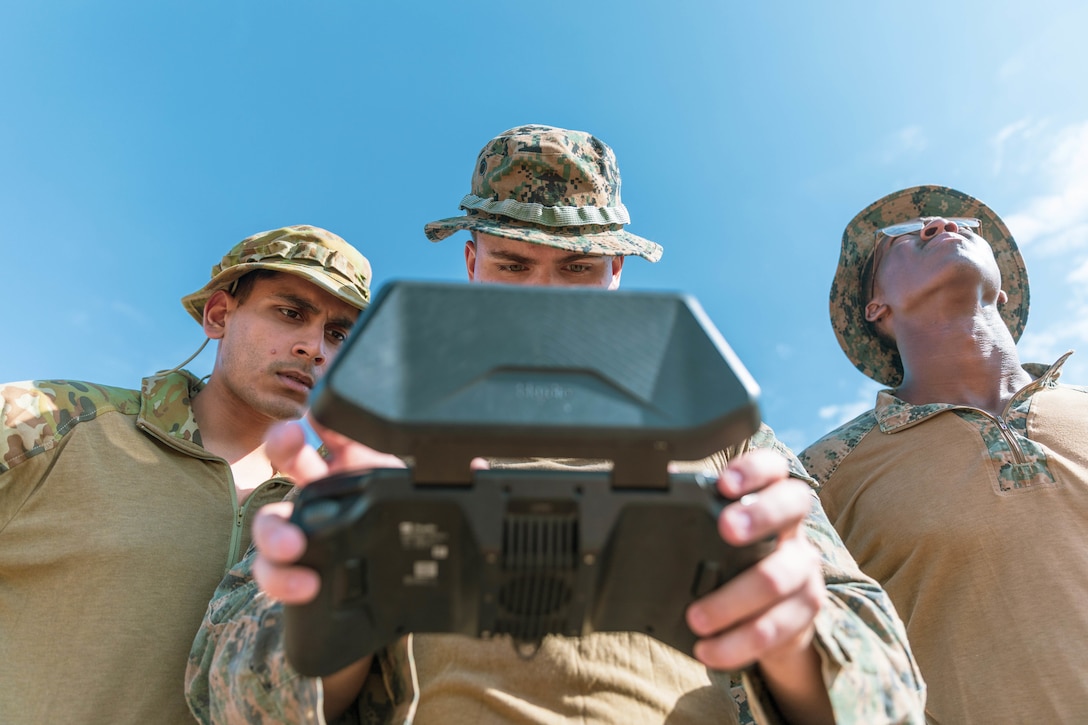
[721,469,742,495]
[688,605,707,632]
[726,507,751,540]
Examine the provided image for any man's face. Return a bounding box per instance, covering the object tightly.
[866,216,1005,328]
[465,232,624,288]
[207,272,360,422]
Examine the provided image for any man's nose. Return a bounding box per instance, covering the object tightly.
[920,217,960,240]
[293,328,327,366]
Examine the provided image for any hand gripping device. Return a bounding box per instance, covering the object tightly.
[284,281,771,676]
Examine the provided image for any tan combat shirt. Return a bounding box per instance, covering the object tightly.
[187,425,926,724]
[803,354,1088,724]
[0,372,291,724]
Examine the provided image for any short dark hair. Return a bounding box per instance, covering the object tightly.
[230,269,283,306]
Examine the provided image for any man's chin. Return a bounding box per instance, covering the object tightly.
[260,397,309,424]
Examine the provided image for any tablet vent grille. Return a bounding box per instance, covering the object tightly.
[495,509,578,642]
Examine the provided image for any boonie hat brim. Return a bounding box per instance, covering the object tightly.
[180,225,372,324]
[181,260,370,324]
[424,212,662,262]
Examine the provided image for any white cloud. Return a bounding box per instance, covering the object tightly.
[999,120,1088,256]
[818,379,883,429]
[879,126,928,164]
[1019,324,1077,360]
[1069,257,1088,285]
[773,427,809,455]
[1018,296,1088,353]
[991,118,1088,381]
[991,118,1046,176]
[993,119,1031,146]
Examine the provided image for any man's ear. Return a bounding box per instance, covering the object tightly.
[465,240,478,282]
[865,300,888,324]
[607,256,625,290]
[202,289,234,340]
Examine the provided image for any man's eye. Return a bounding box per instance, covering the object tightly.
[327,329,348,344]
[497,264,528,272]
[279,308,302,320]
[567,264,593,273]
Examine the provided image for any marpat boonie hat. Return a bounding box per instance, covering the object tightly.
[181,225,372,323]
[424,124,663,262]
[831,185,1029,387]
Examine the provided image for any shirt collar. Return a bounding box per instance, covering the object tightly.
[872,352,1074,432]
[138,370,205,447]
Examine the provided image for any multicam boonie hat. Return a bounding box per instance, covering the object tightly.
[181,225,372,323]
[832,185,1030,387]
[424,124,663,262]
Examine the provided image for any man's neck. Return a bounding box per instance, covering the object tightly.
[894,311,1032,416]
[190,380,278,500]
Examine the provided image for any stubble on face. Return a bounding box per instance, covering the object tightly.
[212,274,359,424]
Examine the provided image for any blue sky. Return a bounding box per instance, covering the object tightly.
[4,1,1088,453]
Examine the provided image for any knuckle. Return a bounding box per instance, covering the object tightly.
[747,616,781,652]
[803,574,828,611]
[699,638,748,671]
[754,557,796,599]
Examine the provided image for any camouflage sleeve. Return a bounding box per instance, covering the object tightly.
[1,380,142,528]
[687,424,816,485]
[716,425,927,724]
[185,550,340,725]
[743,494,927,724]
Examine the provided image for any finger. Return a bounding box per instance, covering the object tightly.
[266,421,331,486]
[252,556,321,605]
[469,457,491,471]
[303,414,406,473]
[691,580,823,671]
[266,419,306,457]
[252,502,306,564]
[329,437,407,471]
[251,502,323,603]
[687,536,822,639]
[717,449,791,500]
[718,479,813,546]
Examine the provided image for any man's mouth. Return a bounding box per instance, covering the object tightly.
[923,231,968,248]
[278,370,315,393]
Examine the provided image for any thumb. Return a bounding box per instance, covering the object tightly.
[266,421,331,487]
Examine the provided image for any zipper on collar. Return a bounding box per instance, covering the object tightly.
[225,477,292,571]
[227,503,247,570]
[959,368,1056,465]
[991,414,1025,464]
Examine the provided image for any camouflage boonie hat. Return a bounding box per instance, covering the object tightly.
[181,225,372,323]
[424,124,663,262]
[832,185,1030,387]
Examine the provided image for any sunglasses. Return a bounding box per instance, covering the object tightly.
[876,217,981,239]
[864,217,983,303]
